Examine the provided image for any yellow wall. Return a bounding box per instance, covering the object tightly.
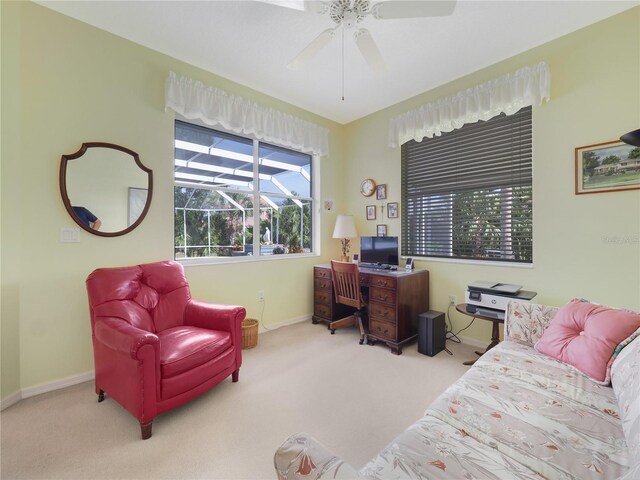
[1,1,23,400]
[0,1,345,397]
[1,2,639,401]
[345,7,640,342]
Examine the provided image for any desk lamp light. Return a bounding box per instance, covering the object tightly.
[332,214,357,262]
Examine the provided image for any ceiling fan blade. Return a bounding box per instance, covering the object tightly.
[372,1,457,20]
[354,28,386,72]
[259,0,327,14]
[288,28,336,70]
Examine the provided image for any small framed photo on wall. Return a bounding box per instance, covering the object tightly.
[387,202,398,218]
[377,224,387,237]
[366,205,376,220]
[376,184,387,200]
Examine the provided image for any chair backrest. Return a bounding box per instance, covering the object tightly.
[86,260,191,333]
[330,260,365,309]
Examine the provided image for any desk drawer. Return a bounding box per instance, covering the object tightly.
[369,302,396,322]
[314,268,331,280]
[369,318,396,341]
[314,290,332,305]
[369,286,396,304]
[314,303,331,319]
[314,277,332,291]
[369,275,396,289]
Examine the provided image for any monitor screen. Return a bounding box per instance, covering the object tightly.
[360,236,399,266]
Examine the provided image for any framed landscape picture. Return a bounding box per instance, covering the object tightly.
[575,140,640,194]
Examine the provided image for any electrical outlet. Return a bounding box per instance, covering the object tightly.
[258,290,265,302]
[449,295,456,306]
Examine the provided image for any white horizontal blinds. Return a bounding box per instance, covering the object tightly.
[401,106,533,263]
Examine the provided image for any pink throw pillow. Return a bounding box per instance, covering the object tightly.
[534,299,640,384]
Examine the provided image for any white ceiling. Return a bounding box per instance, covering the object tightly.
[37,0,638,124]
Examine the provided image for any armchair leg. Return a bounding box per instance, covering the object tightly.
[232,369,240,383]
[140,421,153,440]
[97,390,105,403]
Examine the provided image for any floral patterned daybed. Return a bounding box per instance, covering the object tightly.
[274,301,640,479]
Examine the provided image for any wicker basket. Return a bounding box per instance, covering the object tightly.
[241,318,259,349]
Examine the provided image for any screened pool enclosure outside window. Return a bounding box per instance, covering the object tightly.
[174,121,313,259]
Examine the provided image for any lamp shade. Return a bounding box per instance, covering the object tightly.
[332,214,357,239]
[620,129,640,147]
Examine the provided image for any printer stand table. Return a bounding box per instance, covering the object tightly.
[455,303,503,366]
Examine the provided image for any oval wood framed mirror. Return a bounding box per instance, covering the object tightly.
[60,142,153,237]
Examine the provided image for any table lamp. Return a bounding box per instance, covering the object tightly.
[332,214,357,262]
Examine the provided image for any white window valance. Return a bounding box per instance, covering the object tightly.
[388,62,551,148]
[165,72,329,157]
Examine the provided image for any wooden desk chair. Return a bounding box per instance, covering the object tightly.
[329,260,367,345]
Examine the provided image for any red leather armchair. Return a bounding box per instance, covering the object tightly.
[86,260,246,439]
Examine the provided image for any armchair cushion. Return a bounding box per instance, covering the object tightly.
[159,326,232,378]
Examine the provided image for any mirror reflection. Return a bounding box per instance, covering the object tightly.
[60,143,153,237]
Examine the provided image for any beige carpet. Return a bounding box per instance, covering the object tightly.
[1,321,476,479]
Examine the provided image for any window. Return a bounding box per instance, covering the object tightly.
[174,120,313,259]
[401,106,532,263]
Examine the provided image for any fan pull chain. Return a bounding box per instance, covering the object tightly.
[341,27,345,101]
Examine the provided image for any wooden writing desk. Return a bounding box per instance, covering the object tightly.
[313,264,429,354]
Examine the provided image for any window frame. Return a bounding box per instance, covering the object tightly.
[401,107,533,265]
[174,118,320,265]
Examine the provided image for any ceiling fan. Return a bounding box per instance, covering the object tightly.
[267,0,457,72]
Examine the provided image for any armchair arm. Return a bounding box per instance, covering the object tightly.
[94,316,159,360]
[184,300,246,333]
[274,433,362,480]
[504,301,560,346]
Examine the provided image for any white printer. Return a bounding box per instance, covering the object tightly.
[464,281,537,320]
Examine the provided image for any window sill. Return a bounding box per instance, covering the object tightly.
[407,256,533,269]
[178,251,320,267]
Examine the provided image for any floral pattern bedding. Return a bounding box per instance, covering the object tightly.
[357,340,629,480]
[275,302,634,480]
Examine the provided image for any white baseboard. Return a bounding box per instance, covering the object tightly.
[22,371,95,399]
[1,316,310,410]
[0,390,22,411]
[456,335,489,350]
[257,314,311,333]
[257,316,491,350]
[5,314,482,411]
[1,371,94,411]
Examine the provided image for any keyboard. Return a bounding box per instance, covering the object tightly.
[360,264,397,271]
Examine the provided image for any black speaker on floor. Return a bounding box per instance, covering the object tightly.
[418,310,446,357]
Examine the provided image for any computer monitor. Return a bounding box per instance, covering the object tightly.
[360,236,399,266]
